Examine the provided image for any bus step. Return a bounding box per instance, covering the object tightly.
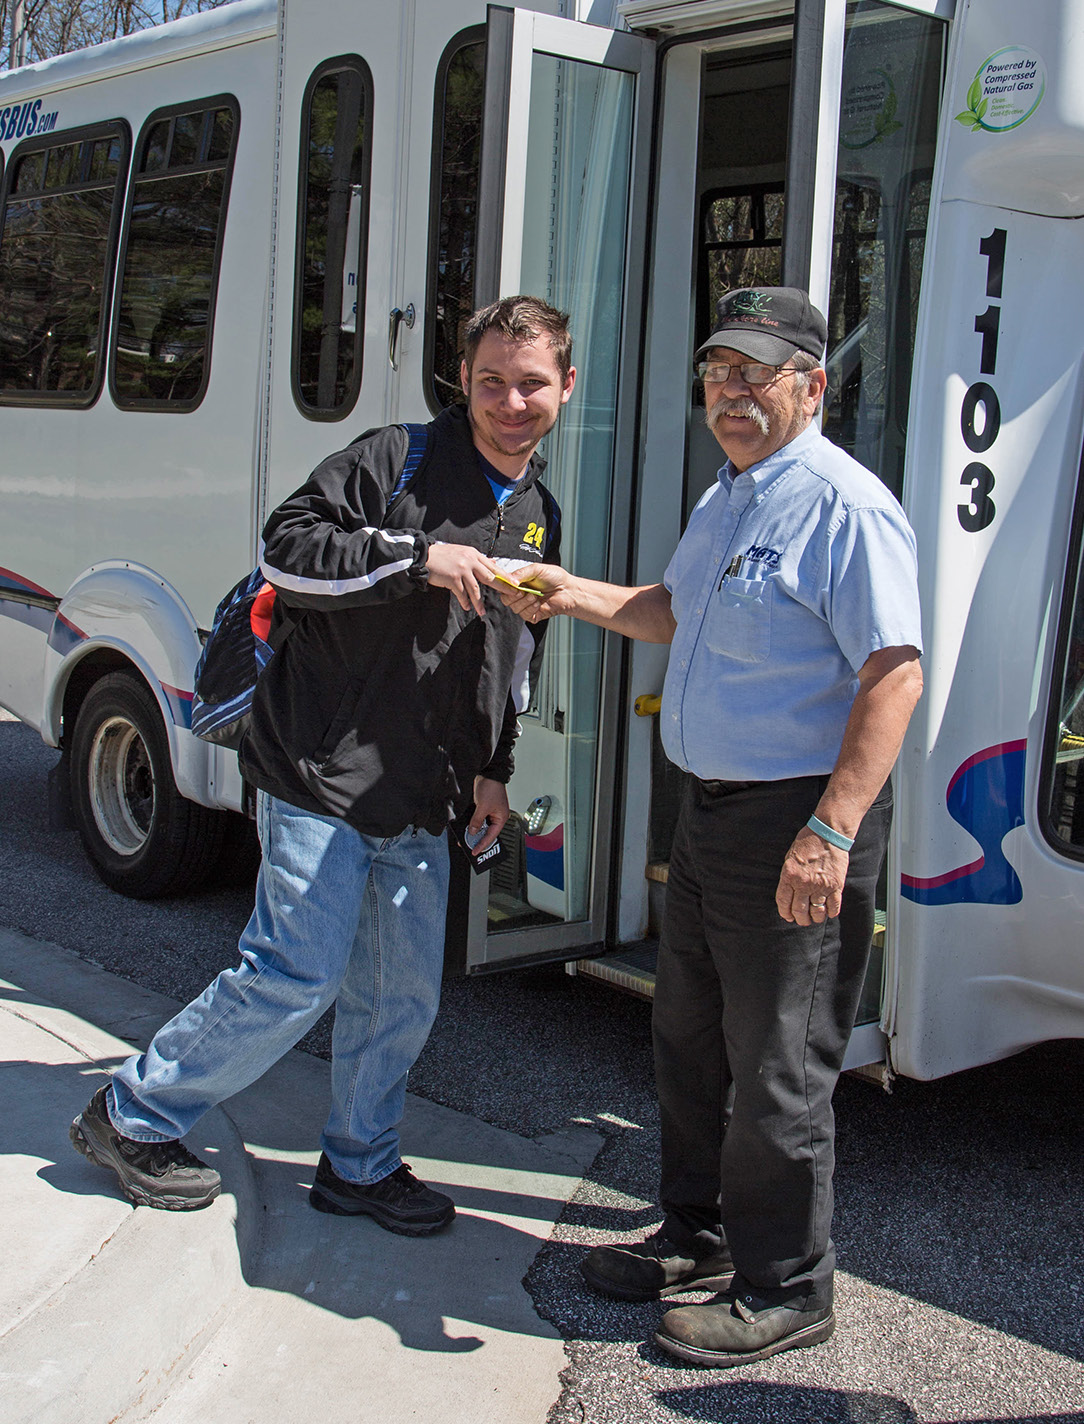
[571,940,888,1083]
[646,863,670,936]
[570,941,658,1000]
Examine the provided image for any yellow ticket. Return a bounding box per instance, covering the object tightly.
[491,570,545,597]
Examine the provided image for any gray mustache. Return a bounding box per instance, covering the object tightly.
[707,397,770,438]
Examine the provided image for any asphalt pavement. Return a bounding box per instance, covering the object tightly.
[2,710,1083,1422]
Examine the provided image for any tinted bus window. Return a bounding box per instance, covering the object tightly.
[690,44,791,421]
[0,123,129,405]
[425,28,485,412]
[1043,455,1084,859]
[822,3,944,498]
[292,56,373,419]
[111,97,239,411]
[698,182,785,317]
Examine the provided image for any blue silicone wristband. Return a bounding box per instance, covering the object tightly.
[806,814,854,852]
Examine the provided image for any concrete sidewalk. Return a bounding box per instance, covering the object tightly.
[0,926,601,1424]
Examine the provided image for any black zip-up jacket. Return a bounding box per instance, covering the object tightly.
[238,405,558,836]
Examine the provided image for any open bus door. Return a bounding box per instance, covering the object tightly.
[449,7,656,972]
[542,1,949,1075]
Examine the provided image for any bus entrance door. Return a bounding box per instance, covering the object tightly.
[577,3,947,1072]
[453,9,655,972]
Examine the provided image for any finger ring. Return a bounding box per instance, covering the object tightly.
[812,899,827,908]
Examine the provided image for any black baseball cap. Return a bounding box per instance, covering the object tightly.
[695,287,828,366]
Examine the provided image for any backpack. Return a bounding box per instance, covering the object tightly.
[191,423,430,750]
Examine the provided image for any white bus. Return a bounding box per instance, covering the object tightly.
[1,0,1082,1084]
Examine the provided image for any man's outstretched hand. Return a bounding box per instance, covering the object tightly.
[497,563,573,624]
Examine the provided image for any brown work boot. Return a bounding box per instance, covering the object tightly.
[655,1291,835,1367]
[580,1227,735,1301]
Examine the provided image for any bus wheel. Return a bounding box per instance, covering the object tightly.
[70,670,226,898]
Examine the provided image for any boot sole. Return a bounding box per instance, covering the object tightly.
[69,1119,221,1212]
[308,1184,455,1236]
[580,1262,736,1302]
[654,1310,836,1367]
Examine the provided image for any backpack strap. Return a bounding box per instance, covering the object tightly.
[387,422,430,510]
[275,424,427,650]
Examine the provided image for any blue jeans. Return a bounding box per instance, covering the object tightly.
[109,792,450,1184]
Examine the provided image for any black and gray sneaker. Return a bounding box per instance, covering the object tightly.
[308,1153,455,1236]
[69,1084,222,1211]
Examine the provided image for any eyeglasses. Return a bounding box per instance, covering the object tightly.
[695,361,799,387]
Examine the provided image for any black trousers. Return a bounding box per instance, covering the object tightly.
[653,773,892,1310]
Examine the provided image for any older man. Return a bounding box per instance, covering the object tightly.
[502,287,922,1366]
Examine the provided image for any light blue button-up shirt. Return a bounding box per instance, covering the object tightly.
[661,423,922,781]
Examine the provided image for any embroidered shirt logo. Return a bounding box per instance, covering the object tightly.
[744,542,781,568]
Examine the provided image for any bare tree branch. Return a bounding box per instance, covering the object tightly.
[2,0,236,70]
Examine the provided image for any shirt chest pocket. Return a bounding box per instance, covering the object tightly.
[704,574,773,663]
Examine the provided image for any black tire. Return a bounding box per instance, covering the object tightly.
[70,670,228,898]
[206,810,261,888]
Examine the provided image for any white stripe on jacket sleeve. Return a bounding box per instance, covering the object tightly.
[260,528,418,597]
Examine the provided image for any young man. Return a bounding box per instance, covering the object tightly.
[71,295,574,1234]
[502,287,922,1363]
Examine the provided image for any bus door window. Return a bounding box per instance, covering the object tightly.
[634,39,794,881]
[698,181,785,310]
[110,96,239,411]
[688,42,791,524]
[818,2,945,1024]
[292,56,373,419]
[424,26,485,415]
[0,123,129,404]
[823,1,945,500]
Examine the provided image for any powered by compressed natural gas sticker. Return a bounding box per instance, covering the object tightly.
[955,46,1045,133]
[840,68,902,150]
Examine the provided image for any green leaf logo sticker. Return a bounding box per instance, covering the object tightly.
[841,69,903,150]
[956,45,1045,133]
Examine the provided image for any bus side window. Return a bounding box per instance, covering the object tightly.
[1042,457,1084,858]
[292,56,373,419]
[822,5,945,500]
[424,26,485,414]
[699,184,785,319]
[110,96,239,412]
[694,180,786,419]
[0,123,129,405]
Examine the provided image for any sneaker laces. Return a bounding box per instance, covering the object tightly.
[371,1163,426,1202]
[116,1137,207,1177]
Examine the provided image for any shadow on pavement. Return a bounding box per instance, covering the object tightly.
[5,1043,586,1354]
[657,1382,919,1421]
[524,1036,1084,1370]
[656,1383,1084,1423]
